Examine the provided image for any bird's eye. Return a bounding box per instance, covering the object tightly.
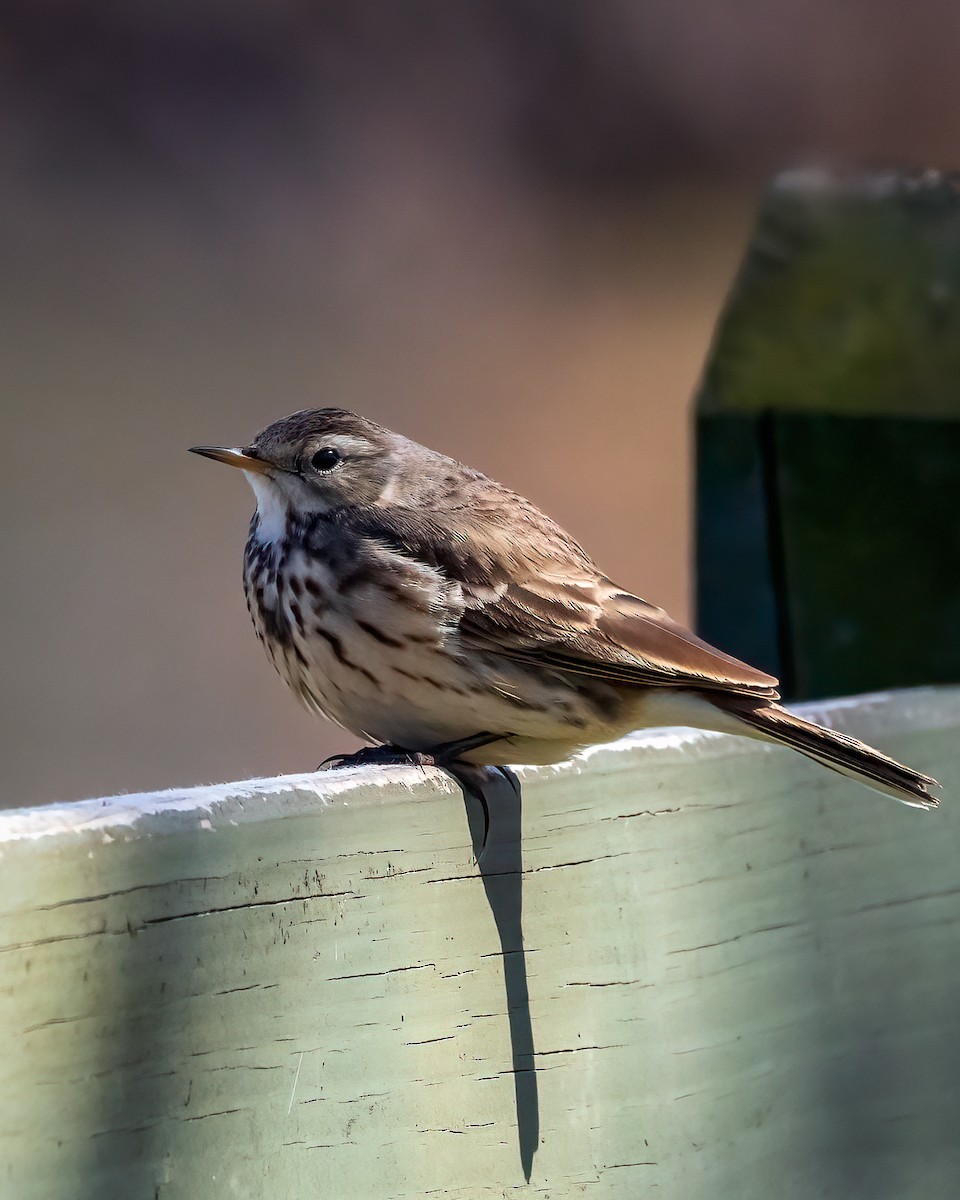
[310,447,341,472]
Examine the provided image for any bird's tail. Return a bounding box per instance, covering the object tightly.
[718,699,940,810]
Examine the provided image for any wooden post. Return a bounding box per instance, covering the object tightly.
[1,689,958,1198]
[696,168,960,699]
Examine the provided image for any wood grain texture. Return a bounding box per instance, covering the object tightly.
[1,688,958,1199]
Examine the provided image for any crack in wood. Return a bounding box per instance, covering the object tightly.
[329,962,436,982]
[142,890,357,926]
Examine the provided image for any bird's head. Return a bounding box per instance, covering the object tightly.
[191,409,406,527]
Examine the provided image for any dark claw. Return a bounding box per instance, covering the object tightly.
[317,744,416,771]
[495,764,521,798]
[444,762,501,856]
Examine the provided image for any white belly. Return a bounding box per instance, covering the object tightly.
[246,540,624,757]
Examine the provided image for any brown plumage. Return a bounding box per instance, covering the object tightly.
[191,409,939,809]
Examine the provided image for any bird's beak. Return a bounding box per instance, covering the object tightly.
[189,446,273,475]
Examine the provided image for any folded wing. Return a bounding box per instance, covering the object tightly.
[460,576,780,699]
[349,500,779,700]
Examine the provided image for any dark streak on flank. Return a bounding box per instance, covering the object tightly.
[356,619,404,649]
[313,624,379,686]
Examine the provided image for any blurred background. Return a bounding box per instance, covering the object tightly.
[4,0,960,808]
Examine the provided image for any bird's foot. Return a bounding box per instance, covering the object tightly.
[317,731,506,773]
[318,744,421,771]
[318,733,515,858]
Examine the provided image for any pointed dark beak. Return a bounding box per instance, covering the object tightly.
[189,446,272,475]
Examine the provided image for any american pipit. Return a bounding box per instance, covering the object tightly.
[191,409,939,808]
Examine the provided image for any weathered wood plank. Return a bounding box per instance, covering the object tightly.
[1,689,958,1199]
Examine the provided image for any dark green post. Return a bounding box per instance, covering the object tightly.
[696,167,960,700]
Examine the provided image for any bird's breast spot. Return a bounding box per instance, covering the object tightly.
[286,555,340,596]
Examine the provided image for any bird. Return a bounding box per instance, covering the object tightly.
[191,408,939,809]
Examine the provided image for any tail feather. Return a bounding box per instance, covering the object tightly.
[720,700,940,810]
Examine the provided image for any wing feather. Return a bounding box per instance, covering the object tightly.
[343,499,779,701]
[461,579,779,698]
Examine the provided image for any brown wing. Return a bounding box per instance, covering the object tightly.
[347,499,778,701]
[460,576,780,699]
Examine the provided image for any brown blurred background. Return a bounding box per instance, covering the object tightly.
[4,1,960,808]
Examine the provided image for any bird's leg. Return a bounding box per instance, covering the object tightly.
[419,731,507,766]
[317,731,507,773]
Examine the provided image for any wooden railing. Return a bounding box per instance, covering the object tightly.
[2,688,958,1199]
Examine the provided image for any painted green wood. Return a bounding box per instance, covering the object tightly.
[771,414,960,698]
[696,167,960,697]
[693,412,780,680]
[700,167,960,419]
[1,688,959,1199]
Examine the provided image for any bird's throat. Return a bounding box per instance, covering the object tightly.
[245,472,291,544]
